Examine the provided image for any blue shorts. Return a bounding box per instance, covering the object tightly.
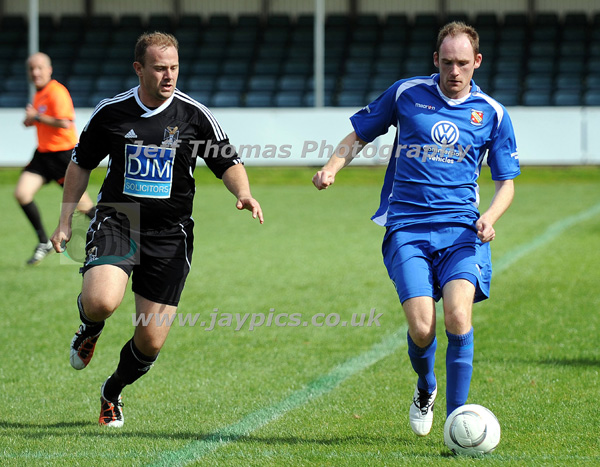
[382,223,491,304]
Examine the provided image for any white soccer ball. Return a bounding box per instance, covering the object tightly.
[443,404,501,456]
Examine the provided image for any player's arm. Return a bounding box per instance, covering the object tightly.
[222,163,264,224]
[24,103,72,129]
[476,179,515,243]
[312,131,367,190]
[50,162,93,252]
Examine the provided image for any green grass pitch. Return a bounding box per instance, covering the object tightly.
[0,165,599,466]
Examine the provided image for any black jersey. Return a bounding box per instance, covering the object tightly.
[72,87,240,231]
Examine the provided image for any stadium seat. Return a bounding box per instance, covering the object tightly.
[340,75,369,93]
[212,91,242,107]
[526,57,555,74]
[248,75,278,92]
[555,74,583,91]
[148,14,173,32]
[585,74,600,90]
[215,76,246,92]
[245,91,274,107]
[67,76,96,94]
[552,90,581,106]
[529,42,555,58]
[522,90,552,106]
[336,91,366,107]
[274,91,303,107]
[185,91,211,104]
[523,73,553,91]
[303,91,334,107]
[252,59,282,76]
[491,90,520,106]
[0,94,28,108]
[583,89,600,105]
[95,77,125,95]
[186,76,216,93]
[491,74,521,92]
[278,75,307,92]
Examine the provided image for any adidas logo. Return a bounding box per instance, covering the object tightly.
[124,129,138,139]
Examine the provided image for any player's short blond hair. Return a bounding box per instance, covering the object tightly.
[134,32,179,65]
[436,22,480,57]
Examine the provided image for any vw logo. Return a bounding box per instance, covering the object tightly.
[431,121,459,146]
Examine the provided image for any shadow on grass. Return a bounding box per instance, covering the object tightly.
[538,357,600,367]
[0,419,431,448]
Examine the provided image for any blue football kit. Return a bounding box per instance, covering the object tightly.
[349,73,520,415]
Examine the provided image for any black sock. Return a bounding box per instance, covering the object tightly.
[77,294,104,329]
[20,201,47,243]
[103,338,158,402]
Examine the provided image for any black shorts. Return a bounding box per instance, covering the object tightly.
[81,207,194,306]
[24,149,73,186]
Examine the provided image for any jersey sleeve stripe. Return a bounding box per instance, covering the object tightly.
[84,88,136,131]
[174,90,227,141]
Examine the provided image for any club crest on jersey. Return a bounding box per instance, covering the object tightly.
[470,110,484,126]
[123,144,175,199]
[162,126,179,147]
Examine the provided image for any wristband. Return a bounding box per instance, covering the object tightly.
[34,115,41,122]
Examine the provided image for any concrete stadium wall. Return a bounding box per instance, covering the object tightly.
[2,107,599,167]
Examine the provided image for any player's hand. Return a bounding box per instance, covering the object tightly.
[476,218,495,243]
[236,197,264,224]
[50,225,72,253]
[24,104,37,126]
[312,170,335,190]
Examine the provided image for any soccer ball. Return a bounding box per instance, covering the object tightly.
[444,404,501,456]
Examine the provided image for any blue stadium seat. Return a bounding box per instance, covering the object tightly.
[0,94,28,108]
[552,90,581,106]
[245,91,274,107]
[336,91,365,107]
[303,91,334,107]
[340,75,369,92]
[274,91,303,107]
[491,90,520,106]
[252,59,282,76]
[278,75,306,92]
[148,14,173,32]
[583,90,600,105]
[212,92,242,107]
[67,76,96,94]
[186,76,215,93]
[491,74,521,92]
[523,73,553,91]
[95,77,124,95]
[555,74,583,91]
[585,74,600,90]
[522,90,552,106]
[185,91,212,104]
[248,76,278,92]
[215,76,246,92]
[529,42,555,58]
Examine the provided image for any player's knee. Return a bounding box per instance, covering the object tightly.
[81,294,120,321]
[410,326,436,347]
[444,309,471,335]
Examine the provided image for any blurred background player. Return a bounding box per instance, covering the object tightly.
[15,52,95,265]
[313,22,520,437]
[51,32,263,427]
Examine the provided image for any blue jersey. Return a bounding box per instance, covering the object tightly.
[350,74,520,228]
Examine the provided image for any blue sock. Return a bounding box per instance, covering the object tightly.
[446,328,474,417]
[407,331,437,392]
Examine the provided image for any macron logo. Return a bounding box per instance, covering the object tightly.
[125,129,138,139]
